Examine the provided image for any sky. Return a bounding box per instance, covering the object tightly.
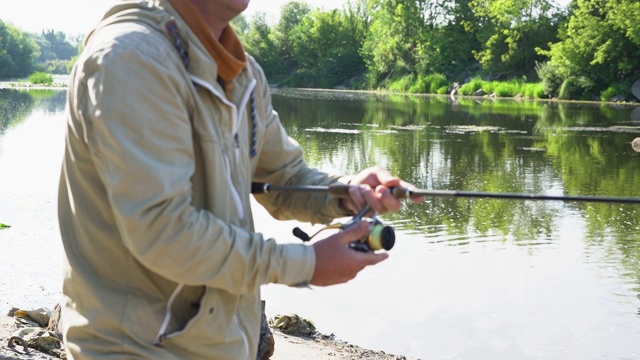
[0,0,348,36]
[1,0,571,36]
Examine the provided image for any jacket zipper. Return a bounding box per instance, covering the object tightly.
[189,76,256,221]
[153,283,185,346]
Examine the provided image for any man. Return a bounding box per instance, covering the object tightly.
[57,0,420,359]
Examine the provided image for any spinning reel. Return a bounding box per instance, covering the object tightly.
[251,181,396,252]
[291,205,396,252]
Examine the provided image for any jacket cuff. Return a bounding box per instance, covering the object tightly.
[278,243,316,287]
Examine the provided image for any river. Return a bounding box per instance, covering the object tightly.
[1,87,639,359]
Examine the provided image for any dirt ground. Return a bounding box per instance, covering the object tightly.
[0,315,407,360]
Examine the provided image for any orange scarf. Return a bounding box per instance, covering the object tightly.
[168,0,247,98]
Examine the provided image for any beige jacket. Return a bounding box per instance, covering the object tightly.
[58,1,347,358]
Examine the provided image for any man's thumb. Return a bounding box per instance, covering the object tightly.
[338,221,369,245]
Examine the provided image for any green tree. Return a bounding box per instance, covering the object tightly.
[538,0,640,99]
[468,0,562,79]
[240,12,284,81]
[230,14,249,36]
[289,9,366,88]
[39,30,76,61]
[34,29,79,74]
[0,21,38,78]
[415,0,481,80]
[273,1,312,75]
[361,0,427,86]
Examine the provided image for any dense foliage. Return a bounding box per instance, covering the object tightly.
[0,20,80,79]
[0,21,37,78]
[2,0,638,101]
[233,0,639,101]
[537,0,640,100]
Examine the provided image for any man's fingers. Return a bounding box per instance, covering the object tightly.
[348,184,369,210]
[375,185,402,212]
[361,251,389,265]
[336,221,369,245]
[310,221,390,286]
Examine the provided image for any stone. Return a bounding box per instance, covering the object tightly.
[632,79,640,100]
[46,304,62,333]
[269,314,316,337]
[13,308,51,328]
[609,94,627,102]
[632,138,640,153]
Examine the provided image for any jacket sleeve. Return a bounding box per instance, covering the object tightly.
[248,57,351,224]
[74,29,314,293]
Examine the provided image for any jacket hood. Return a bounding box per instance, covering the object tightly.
[87,0,227,87]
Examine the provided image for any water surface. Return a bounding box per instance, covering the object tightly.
[1,88,639,359]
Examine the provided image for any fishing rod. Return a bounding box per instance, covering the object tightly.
[252,182,640,204]
[251,182,640,252]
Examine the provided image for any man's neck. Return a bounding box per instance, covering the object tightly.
[186,0,246,39]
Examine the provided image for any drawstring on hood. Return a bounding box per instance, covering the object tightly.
[163,16,257,158]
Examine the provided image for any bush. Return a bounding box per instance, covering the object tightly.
[435,85,449,94]
[599,87,618,102]
[522,83,546,98]
[535,61,563,98]
[558,76,594,100]
[388,74,415,93]
[28,72,53,86]
[458,77,484,95]
[408,75,427,93]
[600,82,630,102]
[493,82,520,97]
[425,73,449,94]
[481,81,498,95]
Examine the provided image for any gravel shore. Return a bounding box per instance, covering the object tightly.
[0,312,408,359]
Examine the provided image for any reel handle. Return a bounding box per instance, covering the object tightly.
[251,181,413,201]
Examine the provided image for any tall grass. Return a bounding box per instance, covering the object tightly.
[384,73,550,99]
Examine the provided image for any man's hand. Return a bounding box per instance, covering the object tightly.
[310,221,388,286]
[341,166,423,215]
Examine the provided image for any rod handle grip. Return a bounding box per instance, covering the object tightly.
[327,184,351,197]
[332,185,415,199]
[329,185,414,199]
[251,182,269,194]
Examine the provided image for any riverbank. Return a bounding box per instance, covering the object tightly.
[0,75,640,109]
[0,311,408,359]
[3,77,640,108]
[0,82,68,91]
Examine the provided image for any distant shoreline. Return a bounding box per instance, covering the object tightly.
[0,82,68,90]
[2,80,640,108]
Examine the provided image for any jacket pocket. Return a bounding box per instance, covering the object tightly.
[156,288,246,354]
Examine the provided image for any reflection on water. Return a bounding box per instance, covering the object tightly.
[1,88,639,359]
[0,89,67,315]
[263,89,640,359]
